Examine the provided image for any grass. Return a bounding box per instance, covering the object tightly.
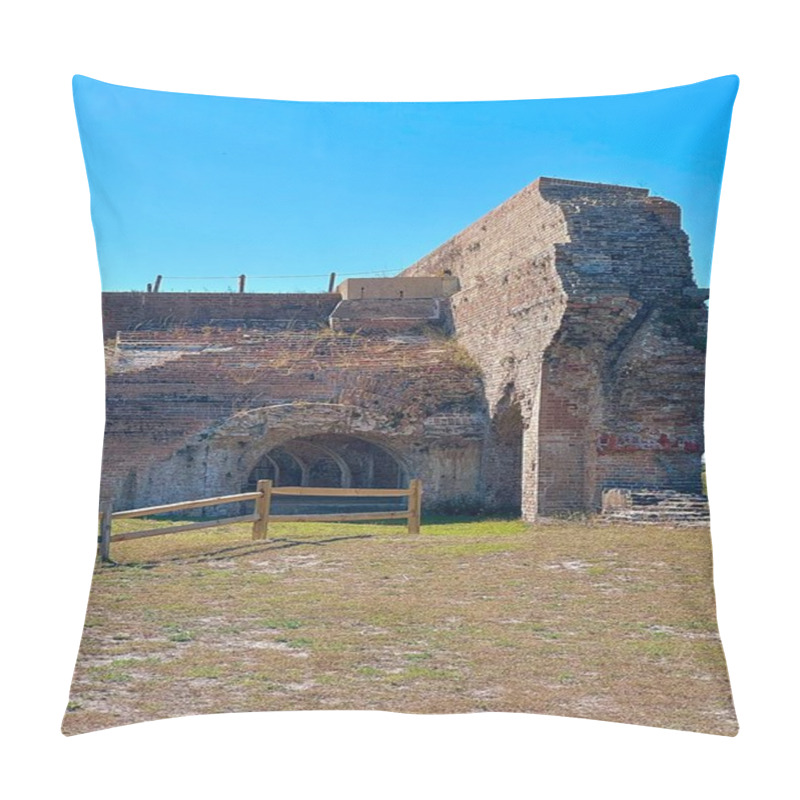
[63,516,736,736]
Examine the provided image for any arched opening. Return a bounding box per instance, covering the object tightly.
[244,434,408,513]
[488,387,523,515]
[248,449,304,488]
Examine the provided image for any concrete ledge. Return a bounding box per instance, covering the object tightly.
[329,298,443,332]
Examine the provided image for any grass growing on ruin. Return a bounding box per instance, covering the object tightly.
[63,516,736,736]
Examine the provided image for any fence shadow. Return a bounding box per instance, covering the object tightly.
[100,479,421,562]
[107,532,376,568]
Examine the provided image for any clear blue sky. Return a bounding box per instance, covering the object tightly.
[73,75,738,292]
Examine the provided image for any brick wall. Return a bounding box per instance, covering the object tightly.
[99,177,707,519]
[403,177,707,518]
[102,292,341,340]
[336,276,459,299]
[101,325,486,512]
[329,298,444,332]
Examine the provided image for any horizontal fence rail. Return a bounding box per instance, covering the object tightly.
[110,492,263,520]
[110,514,261,542]
[270,487,411,497]
[97,479,422,561]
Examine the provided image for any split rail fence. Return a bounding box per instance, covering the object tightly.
[98,479,422,561]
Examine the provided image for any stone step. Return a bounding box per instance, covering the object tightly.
[606,511,709,520]
[603,513,709,526]
[631,506,709,515]
[601,488,709,524]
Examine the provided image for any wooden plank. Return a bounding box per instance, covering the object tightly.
[110,513,259,542]
[270,486,410,498]
[269,510,410,523]
[111,492,262,520]
[252,479,273,541]
[407,478,422,534]
[99,504,113,562]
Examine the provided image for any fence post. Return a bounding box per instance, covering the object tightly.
[252,479,273,540]
[99,504,113,562]
[407,479,422,534]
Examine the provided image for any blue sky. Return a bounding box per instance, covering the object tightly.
[73,75,738,292]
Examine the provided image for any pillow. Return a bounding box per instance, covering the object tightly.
[65,75,738,736]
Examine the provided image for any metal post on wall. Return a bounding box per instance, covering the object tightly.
[239,274,246,293]
[153,275,162,293]
[328,272,336,292]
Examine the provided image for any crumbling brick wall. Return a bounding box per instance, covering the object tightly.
[101,325,486,512]
[403,177,707,518]
[100,177,706,520]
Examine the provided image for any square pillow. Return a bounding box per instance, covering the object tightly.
[65,75,738,736]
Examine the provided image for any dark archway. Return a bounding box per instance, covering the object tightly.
[248,448,304,488]
[244,433,408,513]
[487,386,523,515]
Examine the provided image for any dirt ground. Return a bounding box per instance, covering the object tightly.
[62,517,737,736]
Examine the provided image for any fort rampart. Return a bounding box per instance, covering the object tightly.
[403,177,707,517]
[99,177,708,520]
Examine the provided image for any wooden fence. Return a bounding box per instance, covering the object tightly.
[98,479,422,561]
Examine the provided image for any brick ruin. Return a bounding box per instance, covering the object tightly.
[100,177,709,521]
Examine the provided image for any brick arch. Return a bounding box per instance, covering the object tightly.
[139,399,480,513]
[485,383,524,514]
[214,402,414,482]
[245,432,408,492]
[275,438,352,488]
[246,450,305,488]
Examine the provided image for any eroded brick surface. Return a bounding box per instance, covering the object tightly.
[402,177,706,518]
[100,177,708,520]
[102,326,485,511]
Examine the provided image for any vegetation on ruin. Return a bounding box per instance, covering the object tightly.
[64,515,735,737]
[419,323,483,377]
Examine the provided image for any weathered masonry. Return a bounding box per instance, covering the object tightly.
[100,177,708,520]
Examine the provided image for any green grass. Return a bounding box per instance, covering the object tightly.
[63,515,736,736]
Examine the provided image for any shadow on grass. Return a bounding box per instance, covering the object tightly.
[101,513,524,569]
[106,533,375,569]
[420,514,521,528]
[303,514,522,528]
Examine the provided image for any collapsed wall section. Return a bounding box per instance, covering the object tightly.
[403,177,707,518]
[537,180,706,510]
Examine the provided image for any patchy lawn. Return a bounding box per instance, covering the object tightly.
[63,516,737,736]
